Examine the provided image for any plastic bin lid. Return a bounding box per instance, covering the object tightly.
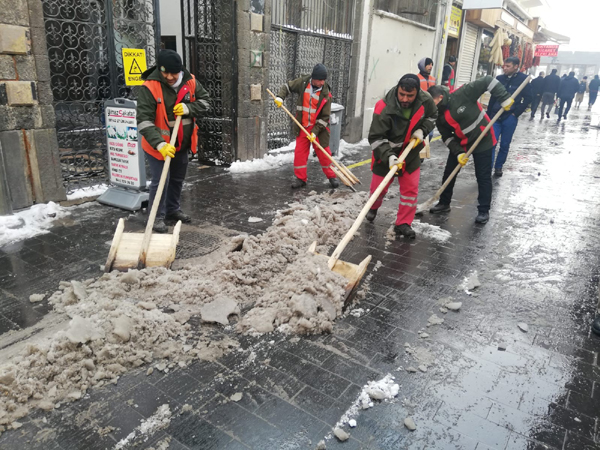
[331,103,345,112]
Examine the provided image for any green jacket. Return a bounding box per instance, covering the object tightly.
[277,75,332,147]
[436,75,511,156]
[369,87,437,176]
[136,66,211,152]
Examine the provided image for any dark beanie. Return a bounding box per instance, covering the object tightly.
[449,55,457,63]
[158,50,183,73]
[311,63,328,80]
[397,73,421,92]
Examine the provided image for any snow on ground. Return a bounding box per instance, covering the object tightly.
[228,139,369,174]
[0,202,69,247]
[66,184,109,201]
[411,220,452,243]
[114,404,172,449]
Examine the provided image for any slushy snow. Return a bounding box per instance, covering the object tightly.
[67,184,108,201]
[0,202,68,246]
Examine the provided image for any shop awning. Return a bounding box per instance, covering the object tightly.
[534,27,570,44]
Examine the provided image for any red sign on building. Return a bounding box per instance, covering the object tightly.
[535,45,559,57]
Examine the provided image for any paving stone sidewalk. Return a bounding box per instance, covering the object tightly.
[2,110,600,449]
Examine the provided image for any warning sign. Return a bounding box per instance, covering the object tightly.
[122,48,147,86]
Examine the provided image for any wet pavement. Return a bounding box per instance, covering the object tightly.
[2,107,600,449]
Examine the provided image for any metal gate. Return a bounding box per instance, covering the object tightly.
[267,0,354,150]
[181,0,237,165]
[43,0,161,194]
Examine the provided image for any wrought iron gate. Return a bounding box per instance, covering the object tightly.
[43,0,161,193]
[181,0,237,165]
[267,28,353,150]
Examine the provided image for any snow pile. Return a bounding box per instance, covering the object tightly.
[0,202,69,247]
[228,142,295,174]
[115,404,172,449]
[335,374,399,428]
[337,138,369,159]
[67,184,109,201]
[411,220,452,242]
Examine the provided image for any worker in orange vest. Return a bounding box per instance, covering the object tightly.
[417,57,436,91]
[274,64,339,189]
[137,50,211,233]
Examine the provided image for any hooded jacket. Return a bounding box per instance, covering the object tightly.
[368,85,437,177]
[436,76,511,157]
[277,75,332,147]
[136,66,210,154]
[558,74,580,99]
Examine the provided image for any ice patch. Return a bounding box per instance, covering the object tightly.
[67,184,108,201]
[412,220,452,242]
[0,202,69,246]
[248,217,263,223]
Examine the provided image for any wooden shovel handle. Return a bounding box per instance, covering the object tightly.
[138,115,182,268]
[327,139,418,268]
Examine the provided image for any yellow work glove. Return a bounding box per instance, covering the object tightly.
[388,155,405,173]
[306,132,317,143]
[173,103,189,116]
[411,129,424,147]
[158,143,176,159]
[274,97,283,108]
[501,98,514,111]
[457,153,469,167]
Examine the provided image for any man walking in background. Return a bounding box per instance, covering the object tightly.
[442,56,457,93]
[575,76,588,109]
[487,57,532,177]
[541,68,560,119]
[589,75,600,110]
[417,57,436,91]
[274,64,339,189]
[557,71,580,120]
[529,72,545,119]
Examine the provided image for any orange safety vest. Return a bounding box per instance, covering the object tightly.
[300,84,322,128]
[418,73,436,91]
[141,76,199,160]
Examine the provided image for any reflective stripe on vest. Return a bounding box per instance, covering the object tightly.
[418,73,436,91]
[140,75,199,160]
[301,85,321,128]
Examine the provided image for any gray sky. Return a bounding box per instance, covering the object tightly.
[543,0,599,51]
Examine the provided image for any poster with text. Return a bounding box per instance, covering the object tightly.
[105,106,143,189]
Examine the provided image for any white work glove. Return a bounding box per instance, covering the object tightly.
[501,98,514,111]
[274,97,283,108]
[388,155,405,172]
[411,129,424,146]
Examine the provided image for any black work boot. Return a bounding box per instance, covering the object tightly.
[394,223,416,239]
[166,210,192,223]
[328,177,340,189]
[592,316,600,336]
[366,208,378,222]
[153,218,168,233]
[429,203,451,214]
[494,168,503,177]
[546,112,550,119]
[475,212,489,224]
[291,178,307,189]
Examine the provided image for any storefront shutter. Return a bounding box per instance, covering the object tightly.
[456,22,480,87]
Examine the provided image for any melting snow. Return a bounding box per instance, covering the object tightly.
[0,202,69,247]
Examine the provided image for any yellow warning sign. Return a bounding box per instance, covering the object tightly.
[122,48,147,86]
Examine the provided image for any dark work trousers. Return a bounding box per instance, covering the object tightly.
[590,90,598,106]
[145,149,189,219]
[558,97,573,118]
[439,147,493,213]
[530,94,542,117]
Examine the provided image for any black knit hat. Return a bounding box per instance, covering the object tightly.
[311,63,328,80]
[397,73,421,92]
[158,50,183,74]
[449,55,457,63]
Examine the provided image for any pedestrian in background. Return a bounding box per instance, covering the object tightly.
[589,75,600,110]
[417,57,436,91]
[557,71,580,120]
[366,74,437,238]
[274,64,339,189]
[529,71,545,119]
[137,50,211,233]
[442,56,457,93]
[575,76,588,109]
[541,68,560,119]
[486,57,532,177]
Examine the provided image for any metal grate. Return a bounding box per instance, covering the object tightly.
[272,0,355,36]
[175,231,223,259]
[42,0,161,194]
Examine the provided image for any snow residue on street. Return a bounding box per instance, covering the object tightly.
[67,184,108,201]
[114,404,172,449]
[412,220,452,242]
[334,374,399,429]
[0,202,69,247]
[337,138,369,159]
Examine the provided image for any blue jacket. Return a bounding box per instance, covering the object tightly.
[558,75,580,99]
[487,72,533,120]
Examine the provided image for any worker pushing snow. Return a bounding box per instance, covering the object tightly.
[366,74,437,239]
[274,64,339,190]
[427,76,514,224]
